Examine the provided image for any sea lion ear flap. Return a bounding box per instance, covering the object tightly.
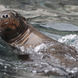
[21,16,28,25]
[20,16,29,29]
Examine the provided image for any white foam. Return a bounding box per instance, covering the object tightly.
[34,43,47,52]
[58,34,77,43]
[4,66,7,69]
[20,46,25,52]
[44,69,49,73]
[58,34,78,52]
[66,67,78,73]
[65,54,76,61]
[32,70,37,74]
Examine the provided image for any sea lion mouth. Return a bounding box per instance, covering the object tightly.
[0,23,15,33]
[4,22,9,24]
[0,18,10,32]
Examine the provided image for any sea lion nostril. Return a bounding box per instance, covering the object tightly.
[5,15,8,18]
[2,14,8,18]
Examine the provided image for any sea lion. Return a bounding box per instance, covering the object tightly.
[0,10,78,77]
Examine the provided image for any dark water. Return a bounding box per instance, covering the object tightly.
[0,0,78,78]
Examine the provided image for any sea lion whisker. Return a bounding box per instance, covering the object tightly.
[5,22,9,24]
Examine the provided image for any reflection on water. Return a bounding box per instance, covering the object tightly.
[0,0,78,78]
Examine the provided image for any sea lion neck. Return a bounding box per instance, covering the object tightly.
[9,26,31,44]
[3,24,29,43]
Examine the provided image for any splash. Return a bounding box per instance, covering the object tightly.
[14,41,78,77]
[58,34,77,43]
[58,34,78,52]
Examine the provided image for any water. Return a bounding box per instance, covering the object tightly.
[0,0,78,78]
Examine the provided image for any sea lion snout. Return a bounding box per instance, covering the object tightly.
[0,10,19,31]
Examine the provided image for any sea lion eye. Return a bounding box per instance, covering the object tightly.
[2,14,9,18]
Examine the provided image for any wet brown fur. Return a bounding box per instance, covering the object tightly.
[0,10,78,69]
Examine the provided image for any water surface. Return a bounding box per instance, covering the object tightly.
[0,0,78,78]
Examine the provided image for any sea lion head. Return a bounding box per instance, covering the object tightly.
[0,10,28,42]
